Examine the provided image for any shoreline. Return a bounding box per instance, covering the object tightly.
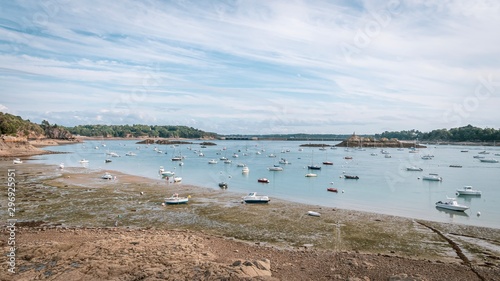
[1,160,499,280]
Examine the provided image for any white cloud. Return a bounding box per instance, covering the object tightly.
[1,0,500,134]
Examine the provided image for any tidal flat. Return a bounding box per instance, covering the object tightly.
[1,161,499,280]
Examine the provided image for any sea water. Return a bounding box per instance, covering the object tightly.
[31,139,500,229]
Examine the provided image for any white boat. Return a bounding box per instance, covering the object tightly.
[307,211,321,217]
[224,159,232,164]
[173,177,182,183]
[161,171,175,178]
[479,158,499,163]
[268,165,283,171]
[79,159,89,163]
[385,154,392,158]
[107,152,120,157]
[406,166,423,171]
[208,159,218,164]
[305,173,317,177]
[171,156,183,161]
[435,197,469,212]
[13,158,23,164]
[236,163,246,167]
[473,155,485,159]
[422,173,442,181]
[242,166,250,173]
[58,163,64,169]
[478,150,490,154]
[279,158,290,164]
[125,152,136,156]
[101,172,113,180]
[242,192,270,203]
[159,166,165,173]
[456,186,481,196]
[421,155,432,160]
[380,149,390,154]
[164,193,189,205]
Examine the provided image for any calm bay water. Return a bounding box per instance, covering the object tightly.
[31,139,500,229]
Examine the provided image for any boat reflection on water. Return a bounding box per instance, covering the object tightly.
[435,206,469,218]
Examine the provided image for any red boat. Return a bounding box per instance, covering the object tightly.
[257,178,270,183]
[327,188,338,193]
[322,161,333,165]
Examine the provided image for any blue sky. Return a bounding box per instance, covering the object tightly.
[1,0,500,134]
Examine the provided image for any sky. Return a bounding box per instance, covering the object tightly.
[1,0,500,135]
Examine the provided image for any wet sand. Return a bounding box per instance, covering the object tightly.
[1,160,499,280]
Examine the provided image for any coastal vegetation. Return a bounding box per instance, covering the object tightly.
[67,124,218,139]
[376,125,500,142]
[1,112,499,143]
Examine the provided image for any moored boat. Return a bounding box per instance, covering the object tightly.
[305,173,317,177]
[422,173,442,181]
[435,198,469,212]
[456,186,481,196]
[243,192,270,203]
[242,166,250,173]
[13,158,23,164]
[449,164,462,168]
[479,158,499,163]
[164,193,189,205]
[322,161,333,165]
[219,182,228,189]
[257,178,270,183]
[268,165,283,171]
[344,175,359,179]
[208,159,218,164]
[406,166,423,171]
[327,187,338,193]
[307,165,321,170]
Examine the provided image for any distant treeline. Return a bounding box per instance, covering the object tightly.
[375,125,500,142]
[66,124,218,139]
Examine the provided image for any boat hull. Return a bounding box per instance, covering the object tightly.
[164,198,188,204]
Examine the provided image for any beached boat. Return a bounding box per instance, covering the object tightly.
[344,175,359,179]
[164,193,189,205]
[327,187,338,193]
[173,176,182,183]
[59,163,64,169]
[101,172,113,180]
[422,173,442,181]
[456,186,481,196]
[243,192,270,203]
[257,178,270,183]
[435,198,469,212]
[479,158,499,163]
[13,158,23,164]
[406,166,423,171]
[305,173,317,177]
[307,211,321,217]
[219,182,228,189]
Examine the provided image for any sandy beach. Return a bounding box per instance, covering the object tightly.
[1,160,499,280]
